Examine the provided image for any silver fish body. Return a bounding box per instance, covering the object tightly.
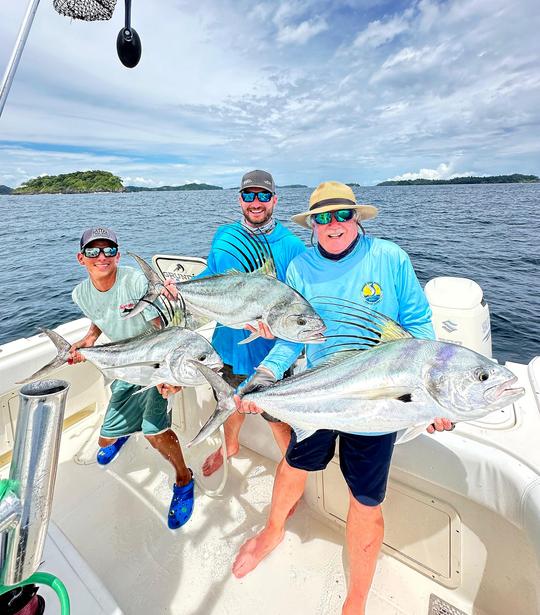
[19,327,223,388]
[124,253,326,344]
[176,272,325,343]
[188,338,525,446]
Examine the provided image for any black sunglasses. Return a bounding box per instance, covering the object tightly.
[240,190,273,203]
[82,246,118,258]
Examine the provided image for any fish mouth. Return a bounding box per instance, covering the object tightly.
[485,376,525,403]
[302,329,327,343]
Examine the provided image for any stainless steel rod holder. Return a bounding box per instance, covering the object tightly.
[0,379,69,585]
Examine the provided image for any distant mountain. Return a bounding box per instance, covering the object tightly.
[377,173,539,186]
[13,170,123,194]
[277,184,308,189]
[124,183,222,192]
[346,183,361,187]
[0,185,12,194]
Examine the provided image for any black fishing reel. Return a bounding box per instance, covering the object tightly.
[117,0,142,68]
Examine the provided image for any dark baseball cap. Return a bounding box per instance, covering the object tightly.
[239,170,276,193]
[80,226,118,250]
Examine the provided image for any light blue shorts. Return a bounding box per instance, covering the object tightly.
[100,380,170,438]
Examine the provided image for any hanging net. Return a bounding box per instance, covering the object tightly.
[53,0,117,21]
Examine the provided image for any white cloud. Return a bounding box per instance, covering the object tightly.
[354,15,409,48]
[386,163,478,181]
[122,176,156,185]
[0,0,539,187]
[276,18,328,45]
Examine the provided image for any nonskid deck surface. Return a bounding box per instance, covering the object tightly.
[50,414,350,615]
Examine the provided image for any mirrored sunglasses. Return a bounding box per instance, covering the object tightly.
[82,246,118,258]
[240,190,273,203]
[312,209,355,225]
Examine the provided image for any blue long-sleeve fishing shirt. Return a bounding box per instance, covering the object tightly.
[260,234,435,381]
[198,221,305,375]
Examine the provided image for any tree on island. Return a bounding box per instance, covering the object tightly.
[12,171,223,194]
[14,170,123,194]
[377,173,539,186]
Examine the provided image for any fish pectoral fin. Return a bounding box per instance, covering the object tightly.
[101,361,161,370]
[131,384,156,396]
[238,330,262,345]
[293,426,317,443]
[395,424,430,445]
[343,387,413,400]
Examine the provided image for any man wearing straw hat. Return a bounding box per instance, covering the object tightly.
[232,181,453,615]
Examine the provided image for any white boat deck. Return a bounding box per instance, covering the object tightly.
[51,416,349,615]
[1,320,539,614]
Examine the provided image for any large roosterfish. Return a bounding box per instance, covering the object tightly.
[187,308,524,447]
[123,227,326,345]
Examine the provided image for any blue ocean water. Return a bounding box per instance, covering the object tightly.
[1,183,538,363]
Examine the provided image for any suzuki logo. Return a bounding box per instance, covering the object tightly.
[442,320,458,333]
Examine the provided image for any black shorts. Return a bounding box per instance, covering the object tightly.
[220,364,280,423]
[286,429,397,506]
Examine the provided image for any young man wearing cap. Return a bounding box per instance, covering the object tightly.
[69,226,195,530]
[232,182,454,614]
[197,170,306,477]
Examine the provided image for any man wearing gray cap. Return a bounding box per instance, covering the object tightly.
[198,170,306,477]
[69,226,195,530]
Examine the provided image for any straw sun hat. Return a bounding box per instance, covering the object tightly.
[291,181,378,229]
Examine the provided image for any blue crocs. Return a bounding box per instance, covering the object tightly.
[96,435,130,466]
[168,470,194,529]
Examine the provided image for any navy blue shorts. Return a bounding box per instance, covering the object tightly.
[285,430,397,506]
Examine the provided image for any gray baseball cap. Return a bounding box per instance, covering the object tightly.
[80,226,118,250]
[239,170,276,193]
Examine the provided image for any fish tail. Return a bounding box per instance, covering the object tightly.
[16,328,71,384]
[187,361,236,447]
[123,252,166,321]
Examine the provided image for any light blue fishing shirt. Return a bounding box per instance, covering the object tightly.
[72,266,159,342]
[260,235,435,435]
[197,221,305,375]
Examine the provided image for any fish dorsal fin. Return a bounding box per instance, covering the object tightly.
[253,257,276,278]
[309,299,412,364]
[378,318,410,342]
[215,224,277,277]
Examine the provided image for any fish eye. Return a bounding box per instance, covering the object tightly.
[198,354,207,362]
[475,369,489,382]
[297,317,307,326]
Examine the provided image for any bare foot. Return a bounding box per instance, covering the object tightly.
[202,442,239,477]
[232,526,285,578]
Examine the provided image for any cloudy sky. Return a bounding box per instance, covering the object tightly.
[1,0,539,188]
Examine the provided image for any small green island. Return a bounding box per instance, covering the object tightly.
[377,173,539,186]
[6,170,223,195]
[124,183,222,192]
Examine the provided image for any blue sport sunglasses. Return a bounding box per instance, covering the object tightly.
[312,209,355,225]
[240,190,273,203]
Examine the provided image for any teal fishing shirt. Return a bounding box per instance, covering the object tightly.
[261,235,435,383]
[72,266,159,342]
[198,221,305,375]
